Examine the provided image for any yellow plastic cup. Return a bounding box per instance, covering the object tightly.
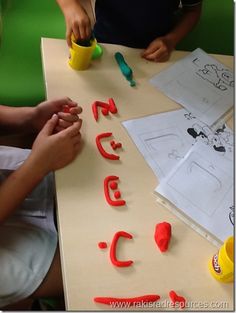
[209,236,234,283]
[68,36,97,71]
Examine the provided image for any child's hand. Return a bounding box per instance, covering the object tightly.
[64,3,91,46]
[141,36,174,62]
[55,104,82,133]
[33,97,82,132]
[31,114,83,174]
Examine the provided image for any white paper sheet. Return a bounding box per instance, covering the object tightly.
[122,109,233,181]
[150,48,234,126]
[155,141,234,242]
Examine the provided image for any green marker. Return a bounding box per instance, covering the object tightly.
[114,52,136,87]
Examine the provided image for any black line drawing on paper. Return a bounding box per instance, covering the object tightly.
[139,128,186,178]
[195,63,234,91]
[188,161,222,192]
[192,57,200,66]
[168,149,182,160]
[229,205,234,226]
[166,151,232,218]
[184,112,196,120]
[143,131,185,161]
[186,123,233,154]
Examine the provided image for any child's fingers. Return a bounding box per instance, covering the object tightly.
[57,119,73,129]
[78,25,87,40]
[69,106,82,115]
[72,132,82,144]
[85,24,92,39]
[141,41,159,57]
[55,125,65,133]
[58,112,79,122]
[41,114,59,135]
[141,46,156,57]
[143,51,157,60]
[143,47,168,62]
[154,53,170,62]
[62,105,82,115]
[66,98,78,107]
[72,25,81,41]
[62,97,78,108]
[66,29,73,47]
[64,119,83,137]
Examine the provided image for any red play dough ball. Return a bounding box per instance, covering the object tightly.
[110,181,118,190]
[114,191,121,199]
[98,242,108,249]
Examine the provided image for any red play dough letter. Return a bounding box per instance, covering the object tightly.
[104,176,126,206]
[96,133,120,160]
[110,231,133,267]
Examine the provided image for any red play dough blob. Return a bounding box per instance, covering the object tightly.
[98,242,108,249]
[169,290,186,309]
[154,222,171,252]
[63,106,70,113]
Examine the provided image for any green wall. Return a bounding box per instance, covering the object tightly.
[176,0,234,55]
[0,0,65,107]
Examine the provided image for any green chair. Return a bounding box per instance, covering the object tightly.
[176,0,234,55]
[0,0,65,107]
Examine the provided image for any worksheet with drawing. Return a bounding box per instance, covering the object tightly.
[122,109,233,243]
[150,48,234,126]
[155,141,234,243]
[122,109,233,182]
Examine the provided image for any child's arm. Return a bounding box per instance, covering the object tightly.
[57,0,92,46]
[142,4,202,62]
[0,105,35,134]
[0,114,82,223]
[0,98,82,135]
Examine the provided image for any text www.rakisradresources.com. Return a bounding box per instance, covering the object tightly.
[110,300,230,310]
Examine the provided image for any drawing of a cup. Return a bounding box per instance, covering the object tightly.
[209,236,234,283]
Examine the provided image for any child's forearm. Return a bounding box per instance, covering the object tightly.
[0,154,47,223]
[0,105,36,134]
[165,5,202,50]
[56,0,83,13]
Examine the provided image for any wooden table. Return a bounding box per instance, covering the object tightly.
[41,38,234,311]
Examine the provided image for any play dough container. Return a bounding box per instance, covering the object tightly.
[68,35,97,70]
[209,236,234,283]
